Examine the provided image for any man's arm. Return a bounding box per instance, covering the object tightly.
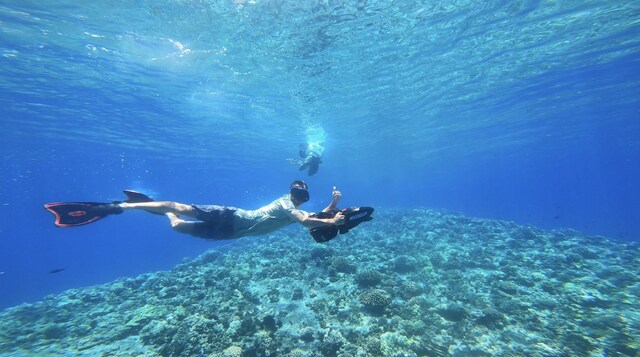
[322,186,342,212]
[290,209,344,229]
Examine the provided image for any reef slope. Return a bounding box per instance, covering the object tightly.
[1,209,638,356]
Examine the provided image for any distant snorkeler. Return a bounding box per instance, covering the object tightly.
[44,182,374,242]
[288,142,324,176]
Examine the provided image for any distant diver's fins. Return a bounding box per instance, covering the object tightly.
[44,202,122,228]
[309,206,374,243]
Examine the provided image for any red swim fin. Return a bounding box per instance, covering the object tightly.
[44,202,122,228]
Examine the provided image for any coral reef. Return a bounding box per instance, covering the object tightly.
[0,208,638,356]
[328,256,356,274]
[359,289,392,314]
[355,269,384,287]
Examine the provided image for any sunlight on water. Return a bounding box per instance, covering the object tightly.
[0,0,638,170]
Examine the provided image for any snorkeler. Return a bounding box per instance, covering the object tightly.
[44,182,372,241]
[298,142,324,176]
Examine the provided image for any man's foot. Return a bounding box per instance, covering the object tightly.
[165,212,182,224]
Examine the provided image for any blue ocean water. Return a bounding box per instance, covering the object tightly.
[0,0,638,312]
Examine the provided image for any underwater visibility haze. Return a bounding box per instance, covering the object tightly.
[1,1,639,355]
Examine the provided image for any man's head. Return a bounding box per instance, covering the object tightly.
[290,180,309,205]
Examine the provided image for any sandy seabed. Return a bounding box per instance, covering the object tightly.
[1,208,638,356]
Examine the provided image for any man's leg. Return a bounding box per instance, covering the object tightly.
[118,201,198,218]
[165,212,234,239]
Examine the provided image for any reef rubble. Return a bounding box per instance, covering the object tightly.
[0,208,638,356]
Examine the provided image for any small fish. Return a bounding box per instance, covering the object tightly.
[0,271,5,275]
[48,268,65,274]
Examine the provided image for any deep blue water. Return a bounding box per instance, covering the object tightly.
[1,1,639,310]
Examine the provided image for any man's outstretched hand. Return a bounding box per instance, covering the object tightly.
[332,186,342,201]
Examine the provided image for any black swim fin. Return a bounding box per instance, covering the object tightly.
[44,202,122,228]
[122,189,162,215]
[123,190,154,203]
